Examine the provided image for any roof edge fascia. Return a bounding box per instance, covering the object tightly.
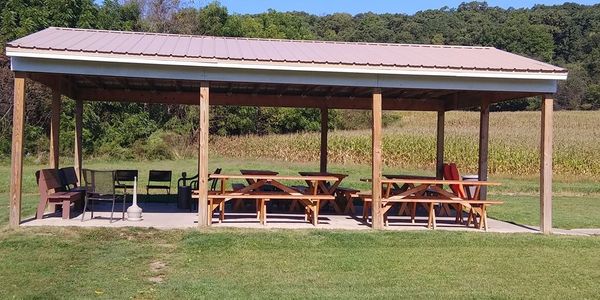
[6,49,568,81]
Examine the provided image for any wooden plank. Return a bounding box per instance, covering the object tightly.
[445,92,540,111]
[207,194,335,200]
[9,73,26,228]
[540,95,553,234]
[380,179,501,186]
[75,88,444,111]
[50,87,61,169]
[209,174,340,181]
[371,88,384,229]
[320,108,328,173]
[436,110,445,179]
[478,99,490,199]
[198,81,210,227]
[74,99,83,181]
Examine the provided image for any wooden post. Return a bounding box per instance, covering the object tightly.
[540,96,553,234]
[74,99,83,181]
[371,89,384,229]
[198,82,210,227]
[50,88,61,169]
[478,100,490,199]
[320,107,328,173]
[9,73,26,228]
[435,110,445,179]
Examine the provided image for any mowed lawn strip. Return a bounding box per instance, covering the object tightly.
[489,195,600,229]
[0,228,598,299]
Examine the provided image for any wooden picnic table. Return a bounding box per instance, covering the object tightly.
[291,172,348,213]
[196,173,339,225]
[233,170,279,211]
[359,177,502,230]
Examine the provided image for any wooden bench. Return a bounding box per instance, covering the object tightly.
[360,196,503,230]
[36,169,83,220]
[200,193,335,225]
[59,167,85,192]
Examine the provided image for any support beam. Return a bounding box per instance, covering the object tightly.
[478,99,490,199]
[320,108,328,173]
[9,73,26,228]
[435,110,445,179]
[75,88,444,111]
[74,99,83,181]
[371,89,384,229]
[50,88,61,169]
[540,96,553,234]
[198,82,210,227]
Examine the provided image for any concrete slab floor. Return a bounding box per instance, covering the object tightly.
[19,202,596,236]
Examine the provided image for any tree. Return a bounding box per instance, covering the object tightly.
[197,1,228,35]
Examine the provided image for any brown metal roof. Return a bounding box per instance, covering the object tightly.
[7,27,566,74]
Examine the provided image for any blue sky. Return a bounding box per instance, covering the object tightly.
[192,0,598,15]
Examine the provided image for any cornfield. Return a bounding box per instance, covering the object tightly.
[211,111,600,177]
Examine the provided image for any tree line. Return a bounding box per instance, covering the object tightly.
[0,0,598,160]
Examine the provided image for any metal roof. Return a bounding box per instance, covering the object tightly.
[7,27,566,75]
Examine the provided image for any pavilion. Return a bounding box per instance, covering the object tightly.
[5,27,567,232]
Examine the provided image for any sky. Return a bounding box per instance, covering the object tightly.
[190,0,599,15]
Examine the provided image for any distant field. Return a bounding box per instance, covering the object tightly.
[212,111,600,177]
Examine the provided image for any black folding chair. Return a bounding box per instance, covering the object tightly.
[146,170,172,194]
[114,169,138,193]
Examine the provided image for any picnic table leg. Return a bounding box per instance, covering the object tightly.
[439,203,452,217]
[362,201,370,222]
[207,199,212,225]
[260,199,267,225]
[398,202,408,216]
[219,201,224,223]
[304,206,309,222]
[384,208,389,226]
[453,204,463,224]
[466,209,473,227]
[343,193,355,215]
[256,199,260,220]
[477,206,488,231]
[427,203,436,229]
[312,200,319,226]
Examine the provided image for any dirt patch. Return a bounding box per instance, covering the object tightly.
[149,261,166,272]
[148,276,164,283]
[148,261,167,284]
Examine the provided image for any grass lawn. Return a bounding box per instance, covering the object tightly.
[0,228,598,299]
[1,158,599,298]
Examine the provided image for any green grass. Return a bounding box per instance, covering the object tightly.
[1,158,600,298]
[0,228,599,299]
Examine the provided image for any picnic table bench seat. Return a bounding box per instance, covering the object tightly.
[358,194,502,230]
[196,191,335,225]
